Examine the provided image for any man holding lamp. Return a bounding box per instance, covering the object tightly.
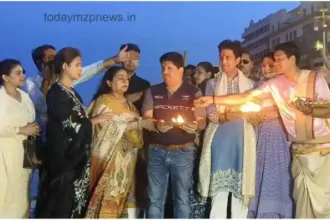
[195,42,330,219]
[142,52,206,218]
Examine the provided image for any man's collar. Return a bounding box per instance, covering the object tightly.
[165,81,184,95]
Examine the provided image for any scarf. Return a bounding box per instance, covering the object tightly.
[198,70,257,206]
[85,95,144,218]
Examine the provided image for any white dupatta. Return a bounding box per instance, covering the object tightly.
[198,70,257,206]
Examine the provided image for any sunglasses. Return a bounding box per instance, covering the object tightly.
[242,59,250,64]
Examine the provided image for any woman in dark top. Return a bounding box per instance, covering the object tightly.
[35,47,112,218]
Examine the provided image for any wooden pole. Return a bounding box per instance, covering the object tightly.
[183,51,188,66]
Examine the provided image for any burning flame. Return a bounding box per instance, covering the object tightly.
[240,102,261,113]
[315,41,324,50]
[172,115,184,124]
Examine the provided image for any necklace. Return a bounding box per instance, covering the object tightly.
[57,82,86,114]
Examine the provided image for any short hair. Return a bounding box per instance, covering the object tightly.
[218,39,244,58]
[44,60,55,76]
[31,44,56,72]
[262,52,275,61]
[0,59,21,85]
[119,43,140,53]
[197,61,213,73]
[159,52,184,69]
[53,47,81,75]
[242,50,253,61]
[274,42,300,64]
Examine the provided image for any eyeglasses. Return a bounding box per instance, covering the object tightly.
[242,59,250,64]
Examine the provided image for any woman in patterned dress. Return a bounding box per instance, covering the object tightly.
[247,52,294,218]
[85,66,156,218]
[35,47,112,218]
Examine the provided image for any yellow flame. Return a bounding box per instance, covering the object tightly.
[240,102,261,112]
[172,115,184,123]
[177,115,184,123]
[315,41,324,50]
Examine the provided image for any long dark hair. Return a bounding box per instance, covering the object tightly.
[53,47,81,75]
[197,61,213,73]
[92,66,126,101]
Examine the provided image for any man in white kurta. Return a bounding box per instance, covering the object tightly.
[194,42,330,218]
[249,70,330,218]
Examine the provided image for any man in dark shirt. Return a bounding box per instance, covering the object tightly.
[239,50,260,83]
[120,43,150,112]
[142,52,206,218]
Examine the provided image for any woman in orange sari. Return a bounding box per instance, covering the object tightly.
[85,66,156,218]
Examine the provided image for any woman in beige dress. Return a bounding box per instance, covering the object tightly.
[0,59,40,218]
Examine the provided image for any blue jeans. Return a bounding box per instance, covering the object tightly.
[147,144,195,218]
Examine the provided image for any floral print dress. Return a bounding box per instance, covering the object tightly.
[35,82,92,218]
